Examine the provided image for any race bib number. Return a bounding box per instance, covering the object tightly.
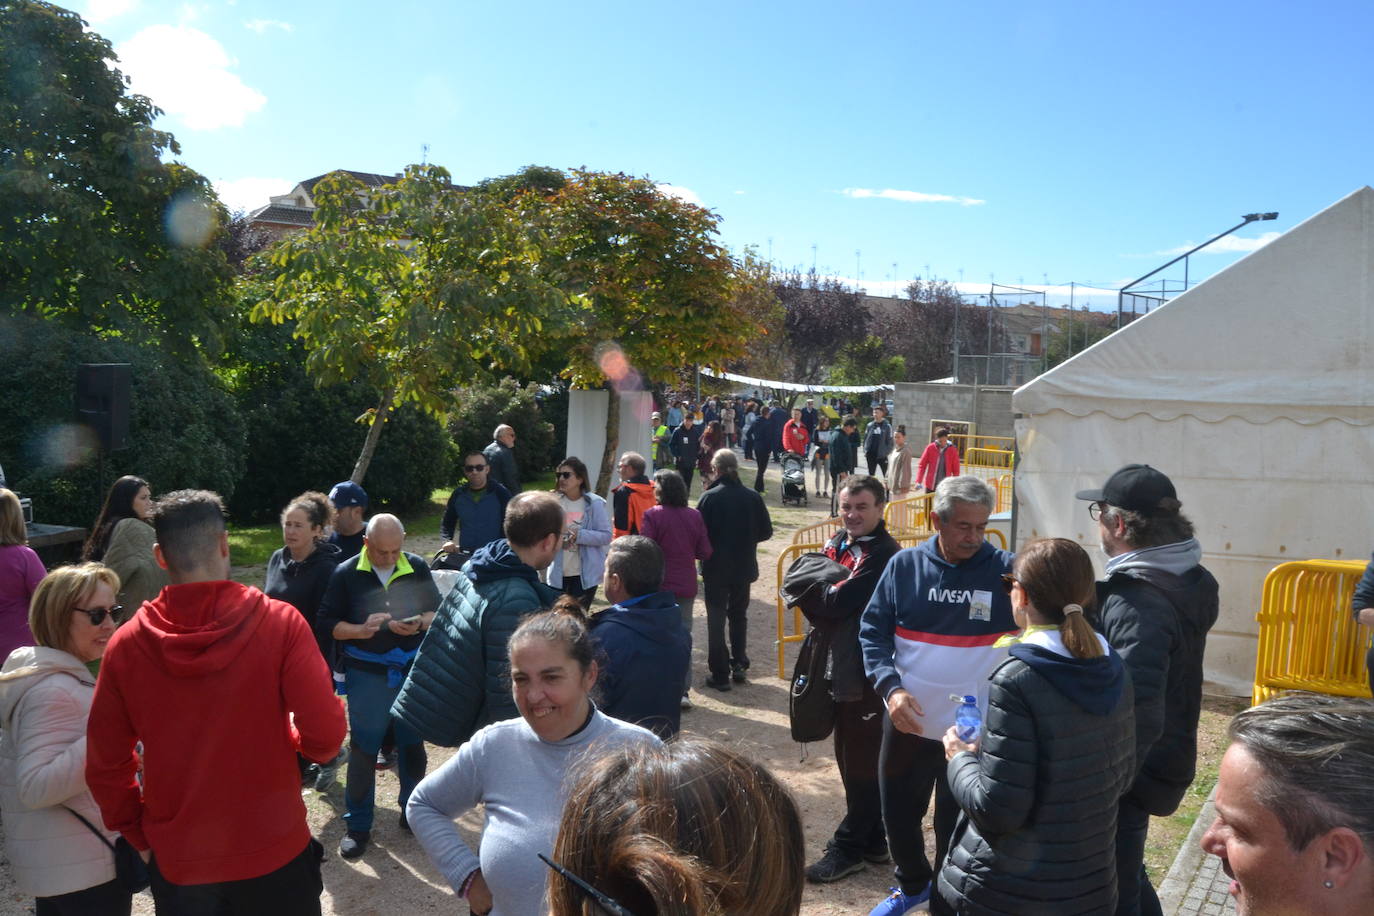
[969,590,993,622]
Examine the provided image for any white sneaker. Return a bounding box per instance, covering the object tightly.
[680,692,693,709]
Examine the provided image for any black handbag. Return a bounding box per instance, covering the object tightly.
[430,547,472,571]
[788,626,836,743]
[64,806,150,893]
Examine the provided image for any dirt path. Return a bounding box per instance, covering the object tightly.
[0,458,919,915]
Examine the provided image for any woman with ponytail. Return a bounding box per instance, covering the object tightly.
[406,606,659,916]
[937,537,1137,915]
[548,737,804,916]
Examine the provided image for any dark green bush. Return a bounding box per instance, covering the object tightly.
[224,321,450,521]
[444,378,557,485]
[0,313,246,526]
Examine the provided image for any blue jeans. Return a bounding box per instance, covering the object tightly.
[343,666,426,833]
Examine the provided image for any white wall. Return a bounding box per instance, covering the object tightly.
[566,389,655,494]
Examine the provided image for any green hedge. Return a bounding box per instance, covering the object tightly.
[0,313,245,526]
[444,378,558,485]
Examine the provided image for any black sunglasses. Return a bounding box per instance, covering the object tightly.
[538,853,636,916]
[74,605,121,626]
[556,471,576,480]
[464,464,487,472]
[1000,573,1017,595]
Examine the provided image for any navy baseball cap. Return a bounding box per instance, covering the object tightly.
[329,481,368,509]
[1076,464,1176,514]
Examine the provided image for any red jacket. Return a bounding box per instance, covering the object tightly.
[782,419,810,455]
[86,581,346,885]
[916,440,961,490]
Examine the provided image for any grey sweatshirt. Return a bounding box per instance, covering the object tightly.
[406,708,658,916]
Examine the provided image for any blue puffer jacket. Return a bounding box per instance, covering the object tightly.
[390,540,560,747]
[589,591,689,737]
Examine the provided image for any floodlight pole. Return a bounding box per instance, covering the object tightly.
[1117,212,1277,328]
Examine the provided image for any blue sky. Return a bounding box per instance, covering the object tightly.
[70,0,1374,311]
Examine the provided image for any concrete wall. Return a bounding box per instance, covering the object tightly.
[892,382,1016,440]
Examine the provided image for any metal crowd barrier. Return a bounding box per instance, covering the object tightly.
[1253,559,1373,703]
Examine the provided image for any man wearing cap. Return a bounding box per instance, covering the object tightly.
[1076,464,1219,916]
[800,397,819,444]
[650,413,671,470]
[327,481,368,560]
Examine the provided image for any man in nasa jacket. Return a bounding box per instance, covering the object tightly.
[859,475,1016,916]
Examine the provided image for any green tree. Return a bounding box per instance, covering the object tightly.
[827,335,906,387]
[252,165,564,485]
[0,1,234,354]
[1045,307,1115,368]
[541,170,767,493]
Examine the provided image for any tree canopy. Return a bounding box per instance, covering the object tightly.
[0,0,234,353]
[253,165,564,483]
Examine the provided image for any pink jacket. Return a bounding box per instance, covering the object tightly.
[916,441,961,491]
[638,506,713,599]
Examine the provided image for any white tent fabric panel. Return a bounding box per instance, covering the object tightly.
[1013,187,1374,695]
[1016,187,1374,426]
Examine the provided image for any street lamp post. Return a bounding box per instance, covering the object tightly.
[1117,212,1278,328]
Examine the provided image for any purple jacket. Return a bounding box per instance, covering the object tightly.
[0,545,44,662]
[638,505,712,599]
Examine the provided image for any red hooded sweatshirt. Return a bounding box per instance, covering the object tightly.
[86,581,346,885]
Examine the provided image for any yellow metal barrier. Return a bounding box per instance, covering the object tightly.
[792,516,843,546]
[965,447,1014,470]
[993,473,1014,513]
[1253,559,1373,703]
[885,492,934,537]
[776,542,825,677]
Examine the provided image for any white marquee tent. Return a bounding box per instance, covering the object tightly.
[1013,187,1374,694]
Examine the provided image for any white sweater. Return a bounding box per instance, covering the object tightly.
[407,709,658,916]
[0,646,118,898]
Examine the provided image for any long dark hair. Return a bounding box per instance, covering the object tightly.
[83,475,150,561]
[557,457,591,497]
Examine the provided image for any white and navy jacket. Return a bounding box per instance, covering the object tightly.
[860,535,1016,733]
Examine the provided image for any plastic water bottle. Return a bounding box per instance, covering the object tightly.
[953,694,981,742]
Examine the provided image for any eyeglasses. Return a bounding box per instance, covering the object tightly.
[1000,574,1017,595]
[538,853,636,916]
[73,605,121,626]
[556,471,576,480]
[1088,501,1105,521]
[464,464,487,472]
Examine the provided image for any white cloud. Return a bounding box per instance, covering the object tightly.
[733,189,746,195]
[656,184,703,206]
[244,18,292,33]
[213,176,292,214]
[1159,231,1280,256]
[81,0,138,23]
[842,187,986,207]
[116,25,266,130]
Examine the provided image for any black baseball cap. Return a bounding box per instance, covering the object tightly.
[1076,464,1177,514]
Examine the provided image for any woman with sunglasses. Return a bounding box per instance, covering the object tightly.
[0,488,45,663]
[82,475,165,621]
[547,458,613,611]
[936,538,1136,915]
[548,737,805,916]
[407,607,658,916]
[0,563,132,915]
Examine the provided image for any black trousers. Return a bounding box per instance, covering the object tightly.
[703,577,751,680]
[35,879,132,916]
[676,458,696,491]
[1114,798,1164,916]
[149,839,324,916]
[829,680,886,857]
[879,716,957,912]
[753,451,770,491]
[866,451,889,477]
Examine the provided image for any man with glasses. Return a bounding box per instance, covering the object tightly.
[440,453,512,558]
[858,475,1015,916]
[484,424,521,495]
[1076,464,1218,916]
[87,490,346,914]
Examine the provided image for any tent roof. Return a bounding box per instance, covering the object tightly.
[1014,187,1374,426]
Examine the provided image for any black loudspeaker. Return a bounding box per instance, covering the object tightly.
[76,363,132,451]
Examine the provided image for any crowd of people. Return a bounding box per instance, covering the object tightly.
[0,411,1371,916]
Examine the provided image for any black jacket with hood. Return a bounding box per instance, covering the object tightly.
[939,634,1137,915]
[1092,541,1219,815]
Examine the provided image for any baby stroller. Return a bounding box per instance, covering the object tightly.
[780,453,808,506]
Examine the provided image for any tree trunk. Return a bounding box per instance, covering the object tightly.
[351,385,396,484]
[594,385,620,497]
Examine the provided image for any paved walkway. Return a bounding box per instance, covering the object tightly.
[1158,788,1236,915]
